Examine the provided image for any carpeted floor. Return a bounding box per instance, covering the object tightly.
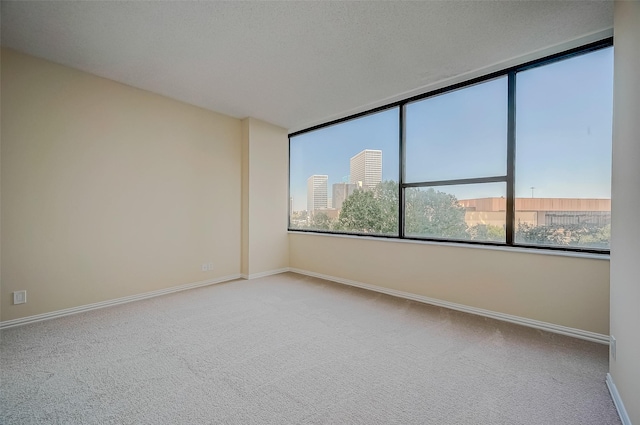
[0,272,621,424]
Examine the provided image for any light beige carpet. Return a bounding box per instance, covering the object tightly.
[0,272,621,424]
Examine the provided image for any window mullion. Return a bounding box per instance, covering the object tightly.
[506,71,516,245]
[399,105,406,238]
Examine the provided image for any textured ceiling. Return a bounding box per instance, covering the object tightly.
[1,1,613,132]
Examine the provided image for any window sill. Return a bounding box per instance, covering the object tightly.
[287,230,610,261]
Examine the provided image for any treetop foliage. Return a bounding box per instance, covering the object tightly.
[293,180,609,248]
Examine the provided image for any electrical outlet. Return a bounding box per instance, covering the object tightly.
[610,335,617,360]
[207,262,214,271]
[13,290,27,305]
[201,264,208,272]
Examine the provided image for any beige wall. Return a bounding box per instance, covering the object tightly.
[290,233,610,335]
[241,119,250,277]
[241,118,289,277]
[1,49,242,321]
[610,1,640,423]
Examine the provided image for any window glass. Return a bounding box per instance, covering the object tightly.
[515,47,613,249]
[405,77,507,183]
[289,108,400,235]
[289,43,612,253]
[405,182,506,242]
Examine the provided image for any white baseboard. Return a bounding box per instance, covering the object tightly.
[241,268,291,280]
[2,267,610,347]
[289,268,610,345]
[606,373,632,425]
[0,274,242,330]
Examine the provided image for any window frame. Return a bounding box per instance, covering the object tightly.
[288,38,613,255]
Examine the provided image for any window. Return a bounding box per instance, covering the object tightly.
[405,77,507,183]
[404,183,507,243]
[289,108,399,236]
[404,77,508,242]
[515,47,613,249]
[289,39,613,253]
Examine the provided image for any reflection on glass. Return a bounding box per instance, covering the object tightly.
[289,108,400,236]
[405,76,507,183]
[405,182,506,242]
[515,47,613,249]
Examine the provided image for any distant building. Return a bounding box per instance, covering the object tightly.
[459,197,611,227]
[332,182,358,210]
[350,149,382,190]
[307,175,328,213]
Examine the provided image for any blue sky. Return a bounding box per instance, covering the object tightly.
[289,108,399,210]
[289,47,613,211]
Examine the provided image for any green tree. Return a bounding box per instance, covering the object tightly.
[289,210,307,230]
[335,181,398,234]
[372,180,400,232]
[516,222,610,248]
[405,187,468,239]
[577,224,610,248]
[309,211,333,230]
[335,181,468,238]
[467,224,506,242]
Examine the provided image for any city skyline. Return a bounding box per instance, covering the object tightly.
[302,149,383,214]
[289,108,398,212]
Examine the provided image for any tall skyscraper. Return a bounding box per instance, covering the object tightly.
[350,149,382,190]
[307,175,328,213]
[332,182,358,210]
